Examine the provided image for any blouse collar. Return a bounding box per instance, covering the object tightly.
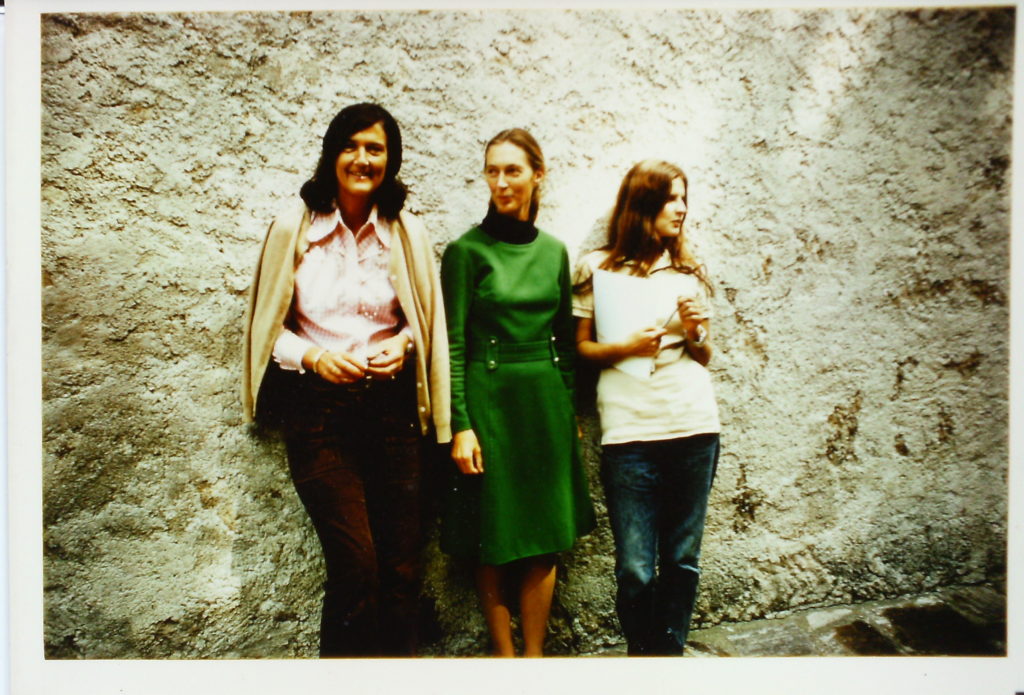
[307,206,388,247]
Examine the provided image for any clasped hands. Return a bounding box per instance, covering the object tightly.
[305,334,410,384]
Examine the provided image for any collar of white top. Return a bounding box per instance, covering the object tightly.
[614,249,673,273]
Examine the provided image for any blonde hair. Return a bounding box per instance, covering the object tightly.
[484,128,545,223]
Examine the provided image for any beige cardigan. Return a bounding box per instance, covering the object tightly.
[242,200,452,443]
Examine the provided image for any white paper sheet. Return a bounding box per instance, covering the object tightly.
[592,269,672,380]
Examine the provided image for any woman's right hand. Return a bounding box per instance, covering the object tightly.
[304,347,367,384]
[620,327,667,358]
[451,429,484,475]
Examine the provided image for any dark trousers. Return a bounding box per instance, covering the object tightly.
[280,366,424,657]
[601,433,720,655]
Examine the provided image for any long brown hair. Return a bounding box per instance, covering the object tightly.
[484,128,545,223]
[599,160,712,294]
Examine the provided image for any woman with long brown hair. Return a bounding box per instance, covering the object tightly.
[573,160,720,655]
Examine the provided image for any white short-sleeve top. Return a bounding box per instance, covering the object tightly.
[572,249,720,445]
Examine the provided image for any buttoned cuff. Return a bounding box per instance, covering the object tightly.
[273,329,317,373]
[400,324,415,352]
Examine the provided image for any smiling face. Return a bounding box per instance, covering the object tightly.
[484,141,544,221]
[334,121,388,204]
[653,177,688,239]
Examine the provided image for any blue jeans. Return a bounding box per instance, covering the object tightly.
[601,433,719,655]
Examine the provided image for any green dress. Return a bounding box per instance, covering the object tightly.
[440,215,595,565]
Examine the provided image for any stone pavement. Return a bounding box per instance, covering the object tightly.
[589,583,1006,657]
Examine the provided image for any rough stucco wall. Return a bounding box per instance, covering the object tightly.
[41,9,1011,657]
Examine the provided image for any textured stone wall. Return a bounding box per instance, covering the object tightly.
[41,8,1011,657]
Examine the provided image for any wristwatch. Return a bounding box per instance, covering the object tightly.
[689,324,707,346]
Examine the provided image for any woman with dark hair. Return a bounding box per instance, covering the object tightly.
[243,102,450,657]
[440,128,594,656]
[572,160,720,655]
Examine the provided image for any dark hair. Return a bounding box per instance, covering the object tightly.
[299,103,407,219]
[484,128,545,223]
[599,159,712,294]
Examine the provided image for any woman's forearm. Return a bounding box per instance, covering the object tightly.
[685,340,712,367]
[575,317,624,367]
[575,317,664,367]
[576,338,632,368]
[681,320,712,366]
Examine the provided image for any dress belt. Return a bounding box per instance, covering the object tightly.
[467,336,561,371]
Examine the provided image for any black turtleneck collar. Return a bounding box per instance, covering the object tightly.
[480,207,539,245]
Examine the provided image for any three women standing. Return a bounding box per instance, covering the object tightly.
[244,103,450,657]
[440,129,595,656]
[245,109,715,657]
[572,160,720,655]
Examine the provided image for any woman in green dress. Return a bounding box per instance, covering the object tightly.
[440,128,594,656]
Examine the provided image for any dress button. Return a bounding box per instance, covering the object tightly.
[416,382,422,388]
[553,356,560,363]
[488,361,496,368]
[489,338,497,345]
[419,406,426,412]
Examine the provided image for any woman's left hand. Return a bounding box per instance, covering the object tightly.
[676,297,709,336]
[675,296,712,366]
[366,334,411,379]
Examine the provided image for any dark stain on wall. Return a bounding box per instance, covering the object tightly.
[732,309,768,367]
[794,228,834,261]
[963,279,1006,307]
[894,433,910,456]
[730,462,765,533]
[889,277,1006,308]
[893,356,920,399]
[942,350,984,376]
[824,391,863,466]
[981,154,1010,190]
[937,406,955,444]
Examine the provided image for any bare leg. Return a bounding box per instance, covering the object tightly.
[520,556,557,657]
[476,564,515,656]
